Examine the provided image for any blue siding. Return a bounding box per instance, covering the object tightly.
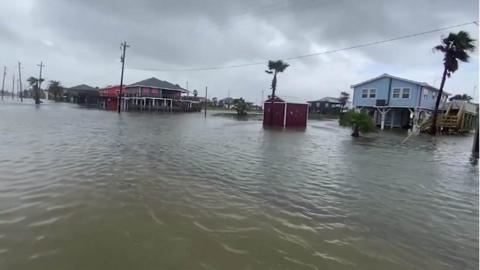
[353,77,436,109]
[419,88,448,109]
[353,77,390,107]
[389,79,420,108]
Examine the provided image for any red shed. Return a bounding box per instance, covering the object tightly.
[263,97,308,127]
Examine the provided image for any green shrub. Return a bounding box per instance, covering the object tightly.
[339,111,375,136]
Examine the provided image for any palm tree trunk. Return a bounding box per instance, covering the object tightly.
[351,124,359,137]
[269,72,277,125]
[430,67,448,135]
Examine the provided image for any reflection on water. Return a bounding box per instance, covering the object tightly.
[0,101,477,270]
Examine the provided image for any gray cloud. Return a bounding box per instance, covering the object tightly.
[1,0,478,102]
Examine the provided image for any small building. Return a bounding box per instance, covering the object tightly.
[263,96,308,127]
[64,84,100,105]
[352,73,449,129]
[307,97,342,114]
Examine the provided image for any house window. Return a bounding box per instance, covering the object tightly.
[423,89,428,100]
[361,89,369,98]
[393,88,401,98]
[432,92,436,100]
[402,88,410,99]
[369,89,376,98]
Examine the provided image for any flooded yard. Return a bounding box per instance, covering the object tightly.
[0,102,477,269]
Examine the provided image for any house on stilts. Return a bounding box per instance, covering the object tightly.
[351,73,450,129]
[99,77,198,112]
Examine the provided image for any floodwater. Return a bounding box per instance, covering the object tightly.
[0,101,477,270]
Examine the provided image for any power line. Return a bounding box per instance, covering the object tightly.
[130,20,478,72]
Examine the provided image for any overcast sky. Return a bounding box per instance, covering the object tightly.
[1,0,478,103]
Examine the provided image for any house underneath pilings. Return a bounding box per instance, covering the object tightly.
[99,77,199,112]
[351,73,450,130]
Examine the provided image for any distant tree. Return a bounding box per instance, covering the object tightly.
[430,31,476,135]
[449,93,473,101]
[48,80,63,101]
[27,76,44,104]
[339,111,375,137]
[212,97,218,106]
[265,60,289,99]
[339,91,350,111]
[233,98,248,116]
[193,89,198,99]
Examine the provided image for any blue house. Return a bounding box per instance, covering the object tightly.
[351,74,449,129]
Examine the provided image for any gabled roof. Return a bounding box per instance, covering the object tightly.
[307,97,341,103]
[351,73,450,95]
[128,77,188,93]
[69,84,97,91]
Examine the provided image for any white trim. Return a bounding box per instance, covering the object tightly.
[361,88,377,99]
[126,84,188,93]
[401,88,411,99]
[391,87,411,99]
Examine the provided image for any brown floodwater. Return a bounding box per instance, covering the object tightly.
[0,101,478,269]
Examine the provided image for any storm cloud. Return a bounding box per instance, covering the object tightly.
[1,0,478,102]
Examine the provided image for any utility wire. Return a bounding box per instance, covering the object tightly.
[130,20,478,72]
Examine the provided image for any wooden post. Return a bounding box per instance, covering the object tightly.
[390,109,395,129]
[380,110,385,130]
[473,107,479,156]
[204,86,208,118]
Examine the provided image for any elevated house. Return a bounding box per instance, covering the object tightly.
[99,77,190,111]
[307,97,342,114]
[352,73,449,129]
[218,97,234,109]
[64,84,99,105]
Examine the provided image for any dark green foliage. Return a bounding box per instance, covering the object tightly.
[430,31,476,135]
[48,80,63,101]
[339,111,375,136]
[339,91,350,111]
[449,93,473,101]
[233,98,248,116]
[265,60,289,99]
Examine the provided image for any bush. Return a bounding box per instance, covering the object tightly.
[339,111,375,136]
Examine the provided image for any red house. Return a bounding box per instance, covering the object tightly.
[99,77,188,111]
[263,97,309,127]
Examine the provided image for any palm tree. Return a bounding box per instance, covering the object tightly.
[339,91,350,112]
[265,60,289,99]
[449,93,473,101]
[48,80,63,101]
[430,31,475,135]
[193,89,198,99]
[27,76,44,104]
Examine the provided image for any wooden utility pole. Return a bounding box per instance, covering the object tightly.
[11,73,15,99]
[18,62,23,102]
[261,89,264,109]
[473,106,479,157]
[118,41,129,114]
[1,66,5,101]
[36,61,45,104]
[204,86,208,117]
